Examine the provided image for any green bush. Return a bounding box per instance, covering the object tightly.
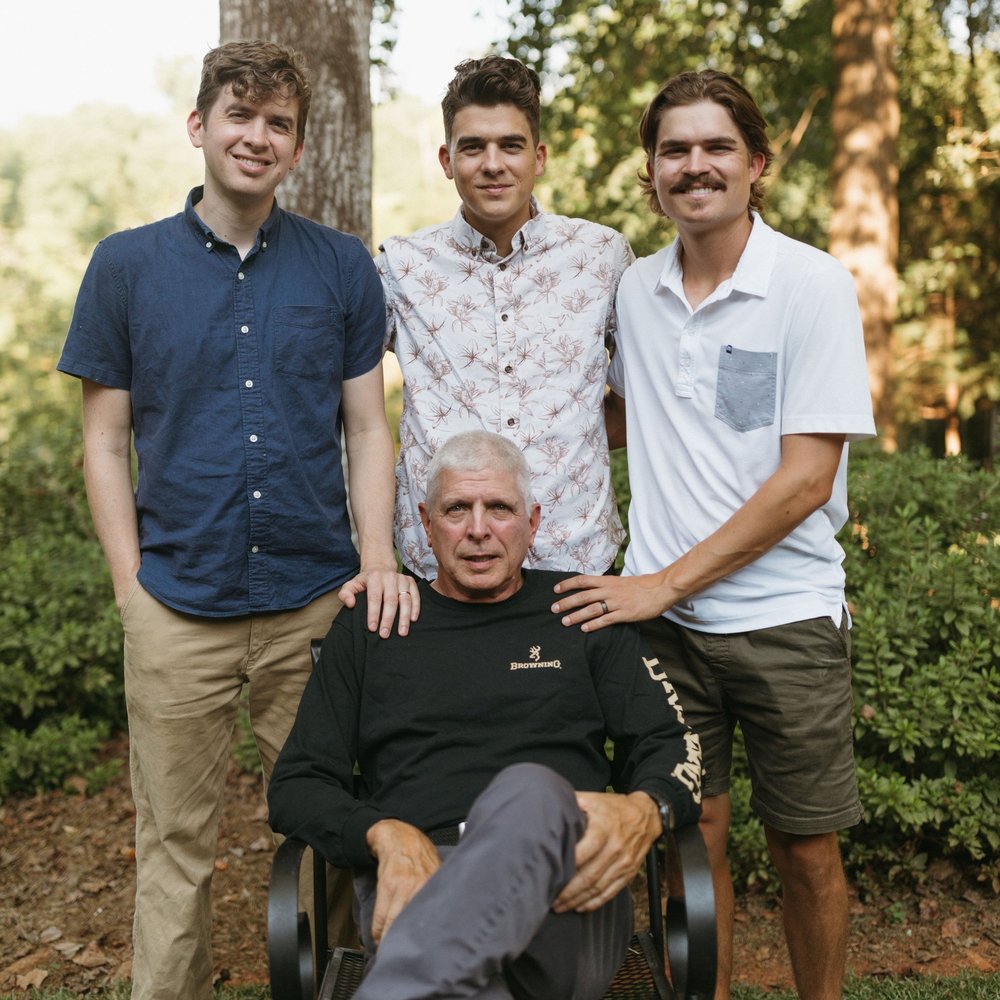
[0,408,124,800]
[842,449,1000,884]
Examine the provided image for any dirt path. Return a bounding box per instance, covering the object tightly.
[2,739,997,993]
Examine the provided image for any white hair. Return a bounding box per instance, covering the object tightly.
[425,431,534,510]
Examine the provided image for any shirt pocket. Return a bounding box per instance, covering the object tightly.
[272,305,343,380]
[714,346,777,433]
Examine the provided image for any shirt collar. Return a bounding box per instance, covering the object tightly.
[657,212,777,301]
[182,186,283,253]
[448,196,548,259]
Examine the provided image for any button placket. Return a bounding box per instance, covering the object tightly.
[232,265,270,601]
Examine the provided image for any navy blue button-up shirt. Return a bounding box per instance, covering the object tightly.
[59,189,385,617]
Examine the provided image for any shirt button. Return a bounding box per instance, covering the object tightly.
[251,545,259,554]
[498,263,507,271]
[240,325,249,334]
[249,434,258,443]
[237,272,245,281]
[262,241,268,249]
[252,490,262,499]
[245,379,253,388]
[507,417,516,427]
[504,365,513,374]
[205,241,213,249]
[501,313,509,321]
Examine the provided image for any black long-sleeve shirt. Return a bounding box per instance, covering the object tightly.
[268,571,702,868]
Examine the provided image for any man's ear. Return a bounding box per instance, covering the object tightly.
[419,502,433,543]
[438,143,455,180]
[528,503,541,544]
[187,109,204,149]
[534,142,547,177]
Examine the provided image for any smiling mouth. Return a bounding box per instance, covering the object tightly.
[672,182,723,195]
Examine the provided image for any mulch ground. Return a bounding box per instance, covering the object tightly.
[2,736,998,994]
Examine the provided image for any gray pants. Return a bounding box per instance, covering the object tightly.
[353,763,632,1000]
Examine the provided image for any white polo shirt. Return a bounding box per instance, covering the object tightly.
[609,215,876,633]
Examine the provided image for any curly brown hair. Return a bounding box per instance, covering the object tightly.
[196,40,312,144]
[637,69,773,217]
[441,56,541,145]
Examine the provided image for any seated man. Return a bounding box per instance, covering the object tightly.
[268,430,702,1000]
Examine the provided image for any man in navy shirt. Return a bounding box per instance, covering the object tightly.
[58,41,415,1000]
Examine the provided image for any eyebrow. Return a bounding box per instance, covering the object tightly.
[454,133,529,149]
[657,134,740,151]
[222,99,296,130]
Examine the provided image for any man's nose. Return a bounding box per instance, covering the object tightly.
[467,506,490,536]
[481,143,503,172]
[245,117,268,145]
[685,146,707,173]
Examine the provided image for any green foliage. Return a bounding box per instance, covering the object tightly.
[841,449,1000,881]
[0,390,124,801]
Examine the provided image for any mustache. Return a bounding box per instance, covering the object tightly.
[670,176,726,194]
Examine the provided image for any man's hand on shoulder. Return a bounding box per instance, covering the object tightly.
[365,819,441,945]
[338,566,420,638]
[551,572,678,632]
[552,790,662,914]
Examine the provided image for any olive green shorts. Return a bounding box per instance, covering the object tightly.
[640,614,863,835]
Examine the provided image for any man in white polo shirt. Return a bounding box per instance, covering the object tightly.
[551,70,876,1000]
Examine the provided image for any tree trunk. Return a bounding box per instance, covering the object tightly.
[829,0,899,449]
[219,0,373,245]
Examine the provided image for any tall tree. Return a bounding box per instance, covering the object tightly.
[220,0,375,244]
[829,0,900,449]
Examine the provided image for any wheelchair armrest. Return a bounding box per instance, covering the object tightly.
[664,822,717,1000]
[268,837,329,1000]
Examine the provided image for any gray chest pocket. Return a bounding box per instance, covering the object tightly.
[714,346,777,432]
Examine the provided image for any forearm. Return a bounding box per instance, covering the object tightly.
[81,382,139,606]
[344,422,397,572]
[653,453,835,607]
[84,451,140,594]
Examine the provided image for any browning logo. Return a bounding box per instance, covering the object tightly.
[510,646,561,670]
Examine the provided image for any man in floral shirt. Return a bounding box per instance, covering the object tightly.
[377,56,633,578]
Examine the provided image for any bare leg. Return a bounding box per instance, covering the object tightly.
[765,827,847,1000]
[699,794,734,1000]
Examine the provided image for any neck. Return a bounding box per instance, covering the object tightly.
[676,214,754,310]
[194,185,274,259]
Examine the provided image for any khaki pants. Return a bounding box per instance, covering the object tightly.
[120,583,342,1000]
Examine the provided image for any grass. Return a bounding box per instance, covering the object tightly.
[3,975,999,999]
[732,974,1000,999]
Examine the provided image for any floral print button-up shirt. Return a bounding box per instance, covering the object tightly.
[378,203,633,578]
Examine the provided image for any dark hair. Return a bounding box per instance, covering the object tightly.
[441,56,542,145]
[196,40,312,143]
[637,69,773,216]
